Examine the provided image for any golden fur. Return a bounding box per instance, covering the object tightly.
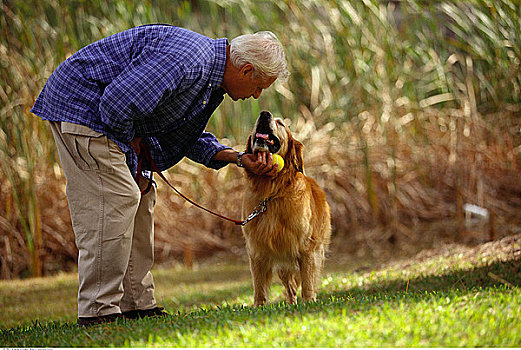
[242,111,331,306]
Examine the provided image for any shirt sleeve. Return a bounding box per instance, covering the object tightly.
[185,132,232,170]
[99,49,182,142]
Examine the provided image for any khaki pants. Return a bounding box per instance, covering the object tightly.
[50,121,157,317]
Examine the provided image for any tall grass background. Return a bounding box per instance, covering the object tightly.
[1,0,520,279]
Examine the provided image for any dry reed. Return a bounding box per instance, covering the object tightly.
[1,0,520,278]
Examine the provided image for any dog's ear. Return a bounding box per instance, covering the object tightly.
[294,139,305,173]
[286,137,304,173]
[246,134,253,154]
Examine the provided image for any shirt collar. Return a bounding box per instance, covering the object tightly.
[209,38,228,91]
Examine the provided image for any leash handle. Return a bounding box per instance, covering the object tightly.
[135,142,253,226]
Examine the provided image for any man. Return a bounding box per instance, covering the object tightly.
[31,24,289,326]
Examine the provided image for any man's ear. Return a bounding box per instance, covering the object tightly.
[241,63,254,78]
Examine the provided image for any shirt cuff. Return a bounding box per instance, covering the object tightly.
[186,133,233,170]
[202,143,233,170]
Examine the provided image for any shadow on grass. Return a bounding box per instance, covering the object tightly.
[166,284,254,308]
[328,256,520,301]
[2,256,519,346]
[154,264,252,286]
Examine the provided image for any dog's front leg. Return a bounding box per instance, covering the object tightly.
[249,256,272,307]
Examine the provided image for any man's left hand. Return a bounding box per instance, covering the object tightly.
[241,152,278,177]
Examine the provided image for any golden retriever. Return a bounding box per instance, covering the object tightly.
[242,110,331,306]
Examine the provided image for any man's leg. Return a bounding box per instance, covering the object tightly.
[120,176,157,312]
[50,121,140,317]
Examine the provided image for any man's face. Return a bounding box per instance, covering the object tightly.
[223,64,277,101]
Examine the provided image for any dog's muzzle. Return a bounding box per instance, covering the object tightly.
[252,111,281,154]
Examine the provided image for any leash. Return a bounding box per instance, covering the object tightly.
[135,142,269,226]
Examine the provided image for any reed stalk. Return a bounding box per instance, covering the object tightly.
[1,0,520,278]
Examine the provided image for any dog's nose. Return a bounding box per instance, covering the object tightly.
[260,111,272,119]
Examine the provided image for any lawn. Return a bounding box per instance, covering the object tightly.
[1,235,520,347]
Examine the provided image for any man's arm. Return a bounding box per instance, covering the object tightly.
[212,149,278,177]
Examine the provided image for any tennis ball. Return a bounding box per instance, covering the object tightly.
[272,154,284,173]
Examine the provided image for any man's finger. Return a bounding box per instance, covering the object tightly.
[266,153,273,169]
[266,165,278,177]
[257,151,266,165]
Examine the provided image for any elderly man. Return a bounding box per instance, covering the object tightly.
[31,24,289,326]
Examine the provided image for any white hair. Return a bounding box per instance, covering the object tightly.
[230,31,290,82]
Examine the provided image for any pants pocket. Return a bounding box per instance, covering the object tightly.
[61,122,114,173]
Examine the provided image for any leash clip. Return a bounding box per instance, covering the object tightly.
[240,198,270,226]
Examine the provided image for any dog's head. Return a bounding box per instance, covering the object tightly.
[246,110,304,174]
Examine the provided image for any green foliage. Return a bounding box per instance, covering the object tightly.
[1,238,520,346]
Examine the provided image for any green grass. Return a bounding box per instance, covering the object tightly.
[1,238,520,347]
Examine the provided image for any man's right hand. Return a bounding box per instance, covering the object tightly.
[130,137,143,155]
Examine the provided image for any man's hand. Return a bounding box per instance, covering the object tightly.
[212,149,278,177]
[130,137,143,155]
[241,152,278,177]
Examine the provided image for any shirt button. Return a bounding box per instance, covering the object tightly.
[203,101,207,105]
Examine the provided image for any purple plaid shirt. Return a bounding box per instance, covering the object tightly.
[31,24,232,175]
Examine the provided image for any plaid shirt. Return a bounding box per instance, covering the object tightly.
[31,24,231,175]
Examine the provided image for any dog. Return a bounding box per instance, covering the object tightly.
[242,110,331,306]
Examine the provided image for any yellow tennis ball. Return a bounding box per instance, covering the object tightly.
[272,154,284,173]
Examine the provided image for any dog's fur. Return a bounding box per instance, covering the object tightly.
[242,111,331,306]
